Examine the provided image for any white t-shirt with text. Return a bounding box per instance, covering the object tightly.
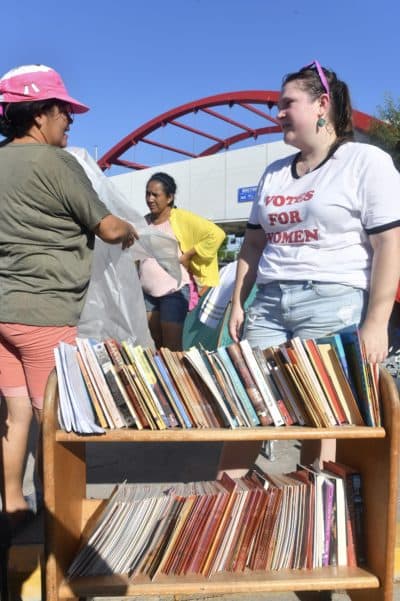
[248,142,400,290]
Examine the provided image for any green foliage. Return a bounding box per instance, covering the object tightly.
[369,94,400,171]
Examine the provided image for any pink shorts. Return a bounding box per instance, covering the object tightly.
[0,323,77,410]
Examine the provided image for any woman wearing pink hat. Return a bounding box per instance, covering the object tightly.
[0,64,138,533]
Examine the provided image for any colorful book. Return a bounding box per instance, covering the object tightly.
[289,337,338,426]
[226,343,273,426]
[316,342,364,426]
[75,349,108,429]
[263,347,309,426]
[302,338,348,425]
[252,346,295,425]
[323,460,365,566]
[239,339,284,427]
[122,342,167,430]
[90,340,135,428]
[183,347,237,428]
[143,348,180,428]
[205,351,247,426]
[76,338,125,428]
[125,343,171,428]
[180,353,224,428]
[337,325,375,426]
[216,346,260,427]
[317,333,351,380]
[321,477,335,567]
[159,348,204,427]
[153,353,192,428]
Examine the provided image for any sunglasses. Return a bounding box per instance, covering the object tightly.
[302,60,330,95]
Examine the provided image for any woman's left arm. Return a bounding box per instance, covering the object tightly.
[180,247,196,270]
[360,227,400,363]
[179,214,225,266]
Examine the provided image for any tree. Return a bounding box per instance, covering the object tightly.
[369,94,400,171]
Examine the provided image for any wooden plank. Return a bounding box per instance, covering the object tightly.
[43,370,86,601]
[55,426,386,443]
[395,521,400,581]
[58,566,379,598]
[337,368,400,601]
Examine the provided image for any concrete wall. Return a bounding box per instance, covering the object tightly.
[109,140,295,224]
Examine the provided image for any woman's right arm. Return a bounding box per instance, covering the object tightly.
[94,215,138,249]
[229,227,266,342]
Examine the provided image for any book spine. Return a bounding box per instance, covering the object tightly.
[240,340,284,427]
[350,473,366,565]
[182,348,236,428]
[233,489,265,571]
[102,367,136,427]
[116,366,145,429]
[76,351,108,428]
[153,354,193,428]
[129,345,170,428]
[340,329,374,426]
[226,344,272,426]
[137,346,173,427]
[78,339,124,428]
[159,348,200,426]
[104,338,125,367]
[91,342,134,428]
[205,353,243,427]
[216,347,260,427]
[322,481,334,567]
[264,348,307,425]
[303,340,347,425]
[184,493,226,575]
[186,364,227,428]
[126,364,158,429]
[143,348,181,428]
[175,350,217,427]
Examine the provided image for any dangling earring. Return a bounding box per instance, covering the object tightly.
[317,117,326,128]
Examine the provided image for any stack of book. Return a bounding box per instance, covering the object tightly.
[66,459,365,579]
[54,325,381,434]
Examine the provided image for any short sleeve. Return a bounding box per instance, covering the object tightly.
[247,167,268,226]
[358,146,400,234]
[50,150,110,230]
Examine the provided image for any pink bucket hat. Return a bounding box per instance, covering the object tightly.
[0,64,89,114]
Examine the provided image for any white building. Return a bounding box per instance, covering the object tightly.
[110,139,294,230]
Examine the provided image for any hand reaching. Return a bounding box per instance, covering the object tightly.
[122,224,139,250]
[359,320,389,364]
[229,303,245,343]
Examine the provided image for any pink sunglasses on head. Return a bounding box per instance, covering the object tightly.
[302,60,330,95]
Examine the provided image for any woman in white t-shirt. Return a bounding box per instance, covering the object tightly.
[229,60,400,365]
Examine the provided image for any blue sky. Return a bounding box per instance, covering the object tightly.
[2,0,399,173]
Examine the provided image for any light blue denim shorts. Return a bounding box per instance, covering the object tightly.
[244,280,367,349]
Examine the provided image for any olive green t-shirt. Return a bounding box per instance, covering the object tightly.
[0,143,110,326]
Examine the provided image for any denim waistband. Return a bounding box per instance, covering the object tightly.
[257,280,358,291]
[258,280,349,285]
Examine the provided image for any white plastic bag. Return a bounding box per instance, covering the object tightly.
[67,147,181,344]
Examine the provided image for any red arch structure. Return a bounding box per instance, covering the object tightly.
[98,91,376,172]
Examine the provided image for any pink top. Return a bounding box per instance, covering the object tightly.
[139,219,190,297]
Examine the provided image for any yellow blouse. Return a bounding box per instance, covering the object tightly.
[169,208,225,287]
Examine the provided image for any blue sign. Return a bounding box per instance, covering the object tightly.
[237,186,257,203]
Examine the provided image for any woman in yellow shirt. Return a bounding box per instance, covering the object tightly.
[139,172,225,350]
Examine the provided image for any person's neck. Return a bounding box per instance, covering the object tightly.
[149,207,172,225]
[12,127,48,145]
[297,135,338,176]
